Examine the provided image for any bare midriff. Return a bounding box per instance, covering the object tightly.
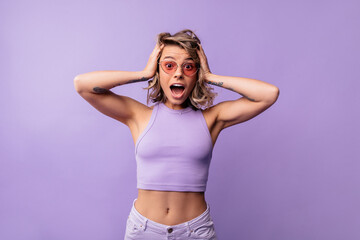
[134,189,207,226]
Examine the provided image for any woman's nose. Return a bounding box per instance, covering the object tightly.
[173,65,184,78]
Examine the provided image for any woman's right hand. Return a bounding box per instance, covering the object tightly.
[142,43,164,79]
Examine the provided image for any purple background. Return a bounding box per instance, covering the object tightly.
[1,0,359,239]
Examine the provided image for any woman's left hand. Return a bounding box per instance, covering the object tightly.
[196,44,212,80]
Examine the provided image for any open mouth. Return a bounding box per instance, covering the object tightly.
[170,84,185,98]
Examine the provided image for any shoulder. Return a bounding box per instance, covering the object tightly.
[201,103,221,120]
[201,103,225,130]
[128,100,156,128]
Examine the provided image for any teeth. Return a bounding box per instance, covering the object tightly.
[171,84,184,87]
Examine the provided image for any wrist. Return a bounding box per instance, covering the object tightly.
[140,70,155,80]
[204,72,214,81]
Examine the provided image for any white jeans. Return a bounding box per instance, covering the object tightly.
[124,198,218,240]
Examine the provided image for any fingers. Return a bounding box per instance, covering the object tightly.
[156,44,164,59]
[159,44,164,53]
[153,43,164,58]
[197,43,204,52]
[150,43,164,60]
[196,44,206,60]
[196,44,211,74]
[155,42,165,51]
[197,44,206,58]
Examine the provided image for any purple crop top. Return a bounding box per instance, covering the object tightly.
[135,102,213,192]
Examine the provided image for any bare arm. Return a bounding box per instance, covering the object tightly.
[74,42,163,93]
[206,74,279,103]
[206,73,279,129]
[73,43,164,126]
[197,44,279,130]
[73,70,149,94]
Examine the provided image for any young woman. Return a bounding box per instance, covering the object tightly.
[74,29,279,240]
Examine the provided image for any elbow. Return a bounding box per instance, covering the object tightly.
[73,75,84,93]
[74,74,82,82]
[272,86,280,99]
[264,86,280,104]
[271,87,280,103]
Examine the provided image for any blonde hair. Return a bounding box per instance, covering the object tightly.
[145,29,216,110]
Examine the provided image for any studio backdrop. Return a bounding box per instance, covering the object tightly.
[1,0,359,239]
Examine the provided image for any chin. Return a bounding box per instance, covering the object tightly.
[165,95,191,107]
[168,98,186,105]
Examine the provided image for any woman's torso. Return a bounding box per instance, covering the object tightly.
[128,103,222,225]
[135,189,207,225]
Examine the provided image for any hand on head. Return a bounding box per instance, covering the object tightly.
[143,43,165,79]
[196,44,211,77]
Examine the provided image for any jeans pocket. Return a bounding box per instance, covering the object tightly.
[125,216,143,238]
[190,219,216,239]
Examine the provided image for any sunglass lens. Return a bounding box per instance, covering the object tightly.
[160,61,198,76]
[182,63,198,76]
[161,61,177,74]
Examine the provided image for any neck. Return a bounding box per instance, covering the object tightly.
[164,100,189,110]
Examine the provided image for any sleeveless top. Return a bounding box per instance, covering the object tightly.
[135,102,213,192]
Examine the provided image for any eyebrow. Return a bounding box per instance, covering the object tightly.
[163,56,194,61]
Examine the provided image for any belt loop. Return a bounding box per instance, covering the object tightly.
[143,218,148,231]
[186,222,192,236]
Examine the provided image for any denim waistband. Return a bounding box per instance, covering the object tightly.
[128,198,212,236]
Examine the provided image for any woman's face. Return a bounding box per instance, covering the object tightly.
[158,45,198,110]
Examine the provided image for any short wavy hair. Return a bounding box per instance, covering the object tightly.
[145,29,216,110]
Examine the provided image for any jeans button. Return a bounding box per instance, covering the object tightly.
[168,228,173,233]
